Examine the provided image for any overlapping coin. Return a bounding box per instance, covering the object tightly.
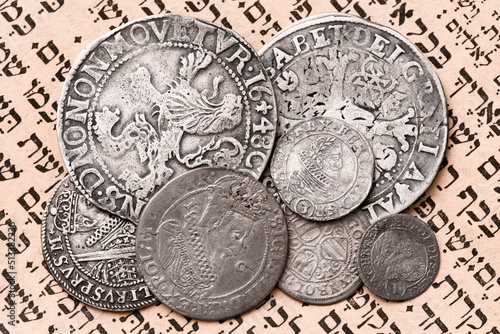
[259,13,447,221]
[136,167,287,320]
[58,14,277,222]
[357,214,440,301]
[263,170,370,304]
[270,117,374,221]
[41,176,156,311]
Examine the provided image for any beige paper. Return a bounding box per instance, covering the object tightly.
[0,0,499,333]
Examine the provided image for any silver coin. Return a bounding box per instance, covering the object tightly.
[41,176,156,311]
[57,14,277,222]
[357,214,440,301]
[259,14,447,221]
[270,117,374,221]
[136,167,287,320]
[262,170,370,304]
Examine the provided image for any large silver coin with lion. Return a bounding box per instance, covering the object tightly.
[41,176,156,311]
[58,14,277,222]
[259,14,447,221]
[136,167,287,320]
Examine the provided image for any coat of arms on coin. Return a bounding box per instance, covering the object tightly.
[136,167,287,320]
[58,14,277,222]
[41,176,156,311]
[263,170,370,304]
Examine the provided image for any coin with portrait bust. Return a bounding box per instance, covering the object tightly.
[259,13,447,221]
[41,176,156,311]
[270,117,374,221]
[357,214,440,301]
[57,14,277,223]
[136,167,287,320]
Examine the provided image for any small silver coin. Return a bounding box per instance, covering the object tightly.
[41,176,156,311]
[136,167,287,320]
[270,117,374,221]
[357,214,440,301]
[259,14,447,221]
[262,170,370,304]
[57,14,277,222]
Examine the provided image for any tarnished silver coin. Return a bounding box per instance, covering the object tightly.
[58,14,277,222]
[136,167,287,320]
[262,170,370,304]
[259,14,447,221]
[41,176,156,311]
[357,214,439,301]
[270,117,374,221]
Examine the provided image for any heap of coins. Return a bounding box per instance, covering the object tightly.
[42,12,447,320]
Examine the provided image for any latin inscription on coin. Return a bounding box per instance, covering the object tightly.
[259,14,447,221]
[136,167,287,320]
[58,14,277,222]
[271,117,374,221]
[357,214,440,301]
[41,176,156,311]
[262,170,370,304]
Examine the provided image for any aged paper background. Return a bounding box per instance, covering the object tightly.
[0,0,499,333]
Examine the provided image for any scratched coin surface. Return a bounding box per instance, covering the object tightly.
[271,117,374,221]
[41,176,156,311]
[57,14,277,222]
[259,14,447,221]
[262,170,370,304]
[136,167,287,320]
[357,214,440,301]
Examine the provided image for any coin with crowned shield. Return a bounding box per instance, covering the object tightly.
[259,14,447,221]
[58,14,277,222]
[136,167,287,320]
[262,169,370,304]
[41,176,156,311]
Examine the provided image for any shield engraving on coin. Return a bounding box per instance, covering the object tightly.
[41,176,156,311]
[271,117,374,221]
[357,214,440,301]
[136,168,287,320]
[259,14,447,221]
[263,171,369,304]
[58,14,277,222]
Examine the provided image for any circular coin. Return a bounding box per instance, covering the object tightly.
[262,170,370,304]
[357,214,440,301]
[58,14,277,222]
[41,176,156,311]
[259,14,447,221]
[270,117,374,221]
[136,167,287,320]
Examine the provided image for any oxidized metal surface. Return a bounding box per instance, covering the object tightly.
[262,170,370,304]
[270,117,374,221]
[58,14,277,222]
[357,214,440,301]
[41,176,156,311]
[136,167,287,320]
[259,14,448,221]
